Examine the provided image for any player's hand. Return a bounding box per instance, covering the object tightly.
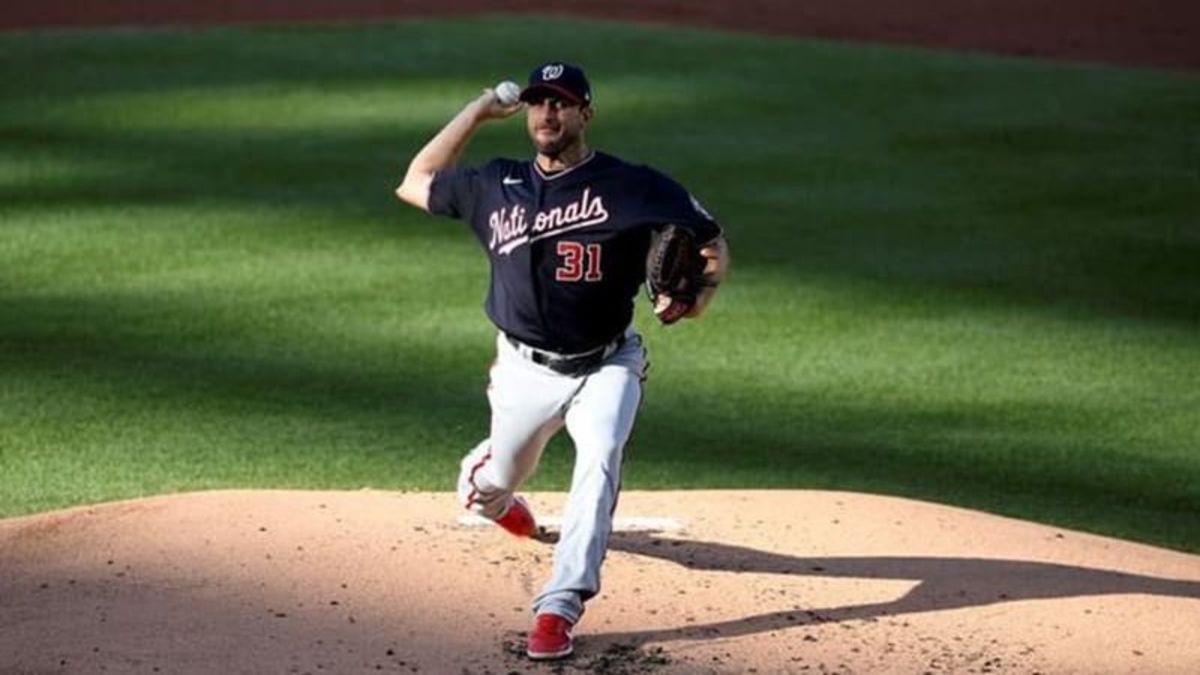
[473,89,523,121]
[653,292,691,324]
[698,243,727,281]
[685,240,728,318]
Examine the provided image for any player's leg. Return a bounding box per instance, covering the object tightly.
[457,334,582,520]
[532,334,646,622]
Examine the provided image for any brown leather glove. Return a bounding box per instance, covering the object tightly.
[646,225,711,325]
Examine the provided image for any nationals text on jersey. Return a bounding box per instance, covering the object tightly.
[489,187,610,254]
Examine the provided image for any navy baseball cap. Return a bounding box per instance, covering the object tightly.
[519,61,592,106]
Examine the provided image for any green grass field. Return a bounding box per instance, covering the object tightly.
[2,16,1197,551]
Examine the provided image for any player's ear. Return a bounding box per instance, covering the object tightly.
[581,105,594,123]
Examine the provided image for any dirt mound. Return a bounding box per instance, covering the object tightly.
[3,489,1198,673]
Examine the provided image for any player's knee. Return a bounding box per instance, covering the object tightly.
[474,458,525,493]
[458,458,518,516]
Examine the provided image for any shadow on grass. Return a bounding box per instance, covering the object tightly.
[3,108,1198,547]
[5,112,1198,330]
[2,19,1198,548]
[3,18,1199,327]
[4,285,1197,549]
[4,96,1197,331]
[0,292,488,426]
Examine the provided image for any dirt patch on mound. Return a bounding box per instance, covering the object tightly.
[3,490,1198,673]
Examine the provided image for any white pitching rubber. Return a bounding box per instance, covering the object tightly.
[458,514,684,532]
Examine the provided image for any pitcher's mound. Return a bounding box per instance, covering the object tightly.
[2,490,1198,673]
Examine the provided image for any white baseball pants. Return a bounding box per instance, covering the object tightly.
[457,329,646,622]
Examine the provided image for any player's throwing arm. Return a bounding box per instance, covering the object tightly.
[395,81,524,211]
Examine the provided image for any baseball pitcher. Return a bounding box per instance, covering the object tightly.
[394,61,729,660]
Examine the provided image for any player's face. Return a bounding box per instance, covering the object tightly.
[525,95,591,158]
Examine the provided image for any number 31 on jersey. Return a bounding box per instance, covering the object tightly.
[555,241,602,282]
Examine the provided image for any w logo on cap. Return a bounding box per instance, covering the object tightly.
[524,61,592,105]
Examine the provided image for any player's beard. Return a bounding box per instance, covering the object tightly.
[533,126,579,159]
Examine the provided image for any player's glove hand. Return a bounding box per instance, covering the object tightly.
[646,225,712,325]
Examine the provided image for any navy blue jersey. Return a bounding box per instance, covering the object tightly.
[428,151,722,353]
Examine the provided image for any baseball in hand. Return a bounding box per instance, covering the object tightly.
[494,80,521,106]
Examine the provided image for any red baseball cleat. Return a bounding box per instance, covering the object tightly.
[527,612,574,660]
[494,495,537,538]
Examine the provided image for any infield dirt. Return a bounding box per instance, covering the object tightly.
[3,490,1199,673]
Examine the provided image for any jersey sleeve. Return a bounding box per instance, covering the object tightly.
[640,169,724,242]
[427,166,483,219]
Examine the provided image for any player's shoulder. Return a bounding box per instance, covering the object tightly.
[593,151,648,173]
[619,156,688,188]
[590,152,677,186]
[608,156,720,229]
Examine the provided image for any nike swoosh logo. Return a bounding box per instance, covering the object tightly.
[502,177,523,185]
